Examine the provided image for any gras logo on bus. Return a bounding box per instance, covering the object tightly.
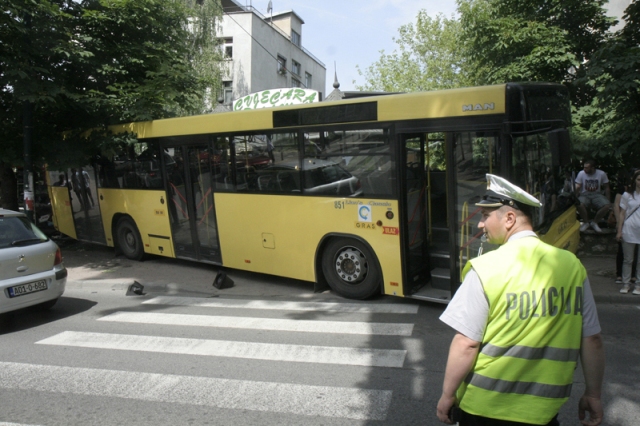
[358,205,372,222]
[234,88,319,111]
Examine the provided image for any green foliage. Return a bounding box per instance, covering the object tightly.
[0,0,224,170]
[356,11,471,92]
[357,0,639,170]
[0,0,224,208]
[457,0,612,91]
[573,0,640,167]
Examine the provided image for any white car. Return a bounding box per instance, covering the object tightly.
[0,208,66,314]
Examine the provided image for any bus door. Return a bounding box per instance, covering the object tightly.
[164,142,221,263]
[401,133,452,301]
[452,131,501,292]
[54,166,106,245]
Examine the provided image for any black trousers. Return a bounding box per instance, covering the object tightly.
[460,410,560,426]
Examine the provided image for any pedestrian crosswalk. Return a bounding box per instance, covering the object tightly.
[0,361,392,420]
[97,310,415,335]
[3,295,420,423]
[38,330,407,367]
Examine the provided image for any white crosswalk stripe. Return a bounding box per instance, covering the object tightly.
[9,296,419,422]
[0,361,392,421]
[143,295,419,314]
[98,311,414,335]
[37,330,407,367]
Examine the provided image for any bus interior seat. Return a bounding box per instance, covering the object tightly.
[257,174,277,191]
[277,172,299,192]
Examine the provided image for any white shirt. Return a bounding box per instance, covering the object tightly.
[575,169,609,194]
[440,232,601,341]
[620,191,640,244]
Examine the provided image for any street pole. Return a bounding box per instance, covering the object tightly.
[23,100,34,222]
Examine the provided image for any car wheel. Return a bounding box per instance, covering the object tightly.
[321,237,381,299]
[115,217,144,261]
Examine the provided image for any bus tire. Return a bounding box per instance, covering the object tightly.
[115,217,144,261]
[321,238,381,300]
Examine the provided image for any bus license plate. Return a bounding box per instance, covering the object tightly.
[8,280,48,298]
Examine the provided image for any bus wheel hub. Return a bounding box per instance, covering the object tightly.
[336,248,367,283]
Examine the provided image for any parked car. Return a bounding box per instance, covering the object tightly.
[0,209,67,314]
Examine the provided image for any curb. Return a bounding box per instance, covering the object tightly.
[65,279,216,296]
[66,279,134,291]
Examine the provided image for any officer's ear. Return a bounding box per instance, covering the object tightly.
[503,208,518,228]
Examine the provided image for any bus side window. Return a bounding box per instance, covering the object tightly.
[212,136,232,191]
[233,132,300,194]
[304,129,394,197]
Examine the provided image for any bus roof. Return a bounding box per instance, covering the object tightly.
[109,83,565,139]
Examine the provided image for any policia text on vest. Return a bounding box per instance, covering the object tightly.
[505,286,583,320]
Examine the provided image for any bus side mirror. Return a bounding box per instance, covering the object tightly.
[548,129,571,166]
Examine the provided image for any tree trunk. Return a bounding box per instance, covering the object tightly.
[0,162,19,210]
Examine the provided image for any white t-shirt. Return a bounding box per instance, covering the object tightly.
[440,233,601,342]
[575,169,609,194]
[620,191,640,244]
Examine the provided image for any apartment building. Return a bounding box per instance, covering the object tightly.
[219,0,326,106]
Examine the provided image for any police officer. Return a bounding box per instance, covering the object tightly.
[436,174,605,426]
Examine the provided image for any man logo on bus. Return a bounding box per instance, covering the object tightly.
[462,103,495,112]
[358,205,372,222]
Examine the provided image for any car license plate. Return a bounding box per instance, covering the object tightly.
[8,280,48,298]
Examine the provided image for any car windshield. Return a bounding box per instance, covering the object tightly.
[0,216,48,249]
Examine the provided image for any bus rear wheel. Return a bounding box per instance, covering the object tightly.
[321,238,381,299]
[115,217,144,261]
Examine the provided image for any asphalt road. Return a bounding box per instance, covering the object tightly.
[0,237,637,426]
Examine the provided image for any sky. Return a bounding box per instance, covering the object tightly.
[241,1,628,96]
[242,1,459,95]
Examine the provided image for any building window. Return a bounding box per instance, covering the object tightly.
[291,79,302,88]
[222,37,233,59]
[292,60,301,76]
[305,72,312,88]
[277,55,287,75]
[223,81,233,105]
[291,30,301,47]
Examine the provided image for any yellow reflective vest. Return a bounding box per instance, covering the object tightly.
[458,236,587,425]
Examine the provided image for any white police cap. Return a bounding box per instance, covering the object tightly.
[476,173,542,209]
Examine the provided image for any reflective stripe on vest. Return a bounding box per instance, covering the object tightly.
[480,343,580,362]
[466,372,573,399]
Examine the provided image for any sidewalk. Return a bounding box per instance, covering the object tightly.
[57,231,634,304]
[577,228,639,304]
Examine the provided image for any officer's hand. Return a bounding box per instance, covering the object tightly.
[579,394,603,425]
[436,394,456,424]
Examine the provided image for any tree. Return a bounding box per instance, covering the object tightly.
[356,11,470,92]
[573,0,640,166]
[457,0,613,106]
[0,0,224,209]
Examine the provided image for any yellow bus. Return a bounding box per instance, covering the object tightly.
[48,83,579,303]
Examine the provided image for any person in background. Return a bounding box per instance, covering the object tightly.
[617,169,640,294]
[436,174,604,426]
[53,174,67,187]
[575,159,611,234]
[613,169,637,285]
[70,168,83,211]
[79,167,95,209]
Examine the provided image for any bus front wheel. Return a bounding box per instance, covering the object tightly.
[115,217,144,261]
[321,238,381,299]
